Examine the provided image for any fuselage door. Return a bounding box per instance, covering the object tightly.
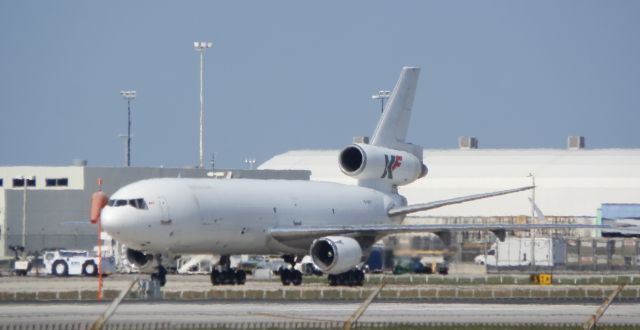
[158,197,172,225]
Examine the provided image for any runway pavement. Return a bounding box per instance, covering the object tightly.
[0,301,639,326]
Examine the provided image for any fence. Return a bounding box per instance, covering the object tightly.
[388,233,640,274]
[3,234,640,274]
[1,322,640,330]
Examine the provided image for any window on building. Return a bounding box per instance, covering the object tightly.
[0,179,3,187]
[13,177,36,187]
[45,178,69,187]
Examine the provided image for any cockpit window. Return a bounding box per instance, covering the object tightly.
[128,198,148,210]
[107,198,149,210]
[137,198,148,209]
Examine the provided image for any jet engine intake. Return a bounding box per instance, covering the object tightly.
[339,143,427,186]
[125,248,155,272]
[310,236,363,275]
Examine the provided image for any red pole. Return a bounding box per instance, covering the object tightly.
[97,178,103,301]
[98,218,103,301]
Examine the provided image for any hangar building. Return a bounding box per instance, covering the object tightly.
[260,140,640,218]
[260,140,640,269]
[260,140,640,238]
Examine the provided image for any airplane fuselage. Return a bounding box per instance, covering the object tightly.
[101,178,405,255]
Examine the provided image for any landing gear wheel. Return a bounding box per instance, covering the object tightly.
[210,255,246,286]
[280,268,292,286]
[279,255,304,286]
[211,269,244,285]
[353,269,365,286]
[211,269,221,285]
[82,261,98,276]
[328,274,338,286]
[327,269,365,286]
[234,270,246,285]
[291,269,303,286]
[279,268,302,286]
[151,265,167,287]
[52,260,69,276]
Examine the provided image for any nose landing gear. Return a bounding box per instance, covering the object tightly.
[210,255,246,285]
[150,254,167,287]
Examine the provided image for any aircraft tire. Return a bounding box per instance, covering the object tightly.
[82,261,98,276]
[328,274,338,286]
[328,270,364,286]
[151,273,167,287]
[291,269,303,286]
[280,268,291,286]
[235,270,246,285]
[159,265,167,286]
[354,269,365,286]
[211,269,221,285]
[151,266,167,287]
[52,260,69,276]
[223,270,235,285]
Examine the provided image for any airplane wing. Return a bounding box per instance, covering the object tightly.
[270,185,637,243]
[387,186,534,216]
[269,223,606,241]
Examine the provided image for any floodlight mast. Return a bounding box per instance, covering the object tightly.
[244,158,256,170]
[194,41,213,168]
[371,90,390,113]
[120,91,136,167]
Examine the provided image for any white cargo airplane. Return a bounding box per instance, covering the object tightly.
[99,67,595,287]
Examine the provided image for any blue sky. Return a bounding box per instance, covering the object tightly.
[1,1,638,169]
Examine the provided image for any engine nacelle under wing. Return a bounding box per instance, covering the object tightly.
[339,143,427,186]
[310,236,363,275]
[125,248,155,273]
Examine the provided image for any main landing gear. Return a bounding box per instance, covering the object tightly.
[279,254,303,286]
[328,269,365,287]
[150,254,167,287]
[210,255,246,285]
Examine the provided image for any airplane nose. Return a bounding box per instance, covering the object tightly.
[100,207,119,233]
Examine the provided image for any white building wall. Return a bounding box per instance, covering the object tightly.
[0,166,85,190]
[0,189,5,257]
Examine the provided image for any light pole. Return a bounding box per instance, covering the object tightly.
[21,176,28,249]
[244,158,256,170]
[194,41,213,168]
[528,173,536,268]
[371,90,390,113]
[120,90,136,167]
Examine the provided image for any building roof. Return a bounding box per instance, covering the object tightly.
[259,148,640,217]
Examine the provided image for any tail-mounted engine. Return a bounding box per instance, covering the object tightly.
[339,143,427,186]
[310,236,363,275]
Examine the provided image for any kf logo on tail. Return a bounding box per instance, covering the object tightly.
[381,154,403,179]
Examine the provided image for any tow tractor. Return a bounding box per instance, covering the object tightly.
[43,249,115,276]
[10,245,31,276]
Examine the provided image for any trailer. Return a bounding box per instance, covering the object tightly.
[475,237,565,267]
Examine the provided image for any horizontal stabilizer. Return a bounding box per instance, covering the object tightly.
[388,186,535,216]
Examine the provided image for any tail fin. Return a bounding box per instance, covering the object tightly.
[370,67,421,159]
[338,67,424,193]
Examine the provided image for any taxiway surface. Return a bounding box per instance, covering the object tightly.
[0,302,638,325]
